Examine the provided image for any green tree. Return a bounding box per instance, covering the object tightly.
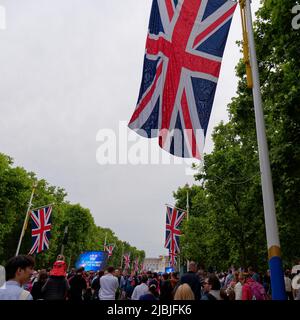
[0,153,145,269]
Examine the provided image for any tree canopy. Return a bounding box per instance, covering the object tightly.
[0,153,145,268]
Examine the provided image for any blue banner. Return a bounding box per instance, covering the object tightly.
[75,251,108,272]
[165,267,174,273]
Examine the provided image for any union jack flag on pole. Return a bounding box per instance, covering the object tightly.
[140,262,145,272]
[165,206,186,256]
[128,0,237,159]
[134,257,139,273]
[124,253,131,269]
[104,244,114,258]
[28,205,52,255]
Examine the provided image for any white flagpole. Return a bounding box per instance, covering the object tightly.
[15,182,37,256]
[244,0,285,300]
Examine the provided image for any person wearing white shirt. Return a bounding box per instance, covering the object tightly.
[131,275,149,300]
[234,273,244,300]
[0,265,5,288]
[99,266,119,300]
[0,255,34,300]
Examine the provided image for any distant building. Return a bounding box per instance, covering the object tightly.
[144,256,169,273]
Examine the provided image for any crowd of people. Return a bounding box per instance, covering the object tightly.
[0,255,299,300]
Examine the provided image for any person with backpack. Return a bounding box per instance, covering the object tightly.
[41,257,69,300]
[0,255,35,300]
[241,273,267,300]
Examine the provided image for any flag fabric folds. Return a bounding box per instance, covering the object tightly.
[28,206,52,255]
[128,0,237,159]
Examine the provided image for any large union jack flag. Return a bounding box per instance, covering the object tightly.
[28,205,52,255]
[164,206,186,258]
[104,244,114,258]
[129,0,237,159]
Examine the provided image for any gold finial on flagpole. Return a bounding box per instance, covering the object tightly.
[239,0,253,88]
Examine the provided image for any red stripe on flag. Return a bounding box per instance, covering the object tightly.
[165,0,175,21]
[181,90,201,159]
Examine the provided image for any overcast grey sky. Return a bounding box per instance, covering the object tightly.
[0,0,260,257]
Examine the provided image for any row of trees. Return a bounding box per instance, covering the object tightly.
[0,153,145,268]
[174,0,300,272]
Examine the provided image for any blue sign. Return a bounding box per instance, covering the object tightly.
[75,251,108,272]
[165,267,174,273]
